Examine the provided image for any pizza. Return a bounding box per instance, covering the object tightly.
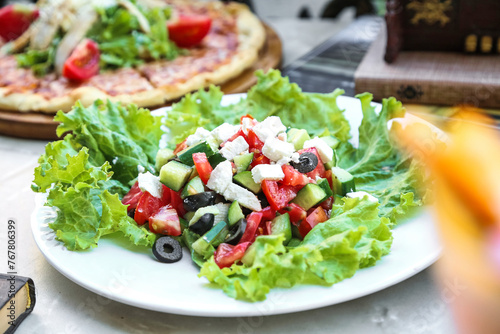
[0,0,266,113]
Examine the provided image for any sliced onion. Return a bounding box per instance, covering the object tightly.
[54,8,97,75]
[118,0,151,34]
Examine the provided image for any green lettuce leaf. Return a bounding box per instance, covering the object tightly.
[165,69,350,146]
[337,93,424,221]
[33,100,162,250]
[199,198,392,301]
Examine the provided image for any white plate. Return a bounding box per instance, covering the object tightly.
[31,95,442,317]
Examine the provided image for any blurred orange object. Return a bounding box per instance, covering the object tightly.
[395,109,500,334]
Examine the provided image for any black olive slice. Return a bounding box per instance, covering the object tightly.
[291,152,318,174]
[183,191,217,212]
[189,213,215,235]
[225,218,247,245]
[152,236,183,263]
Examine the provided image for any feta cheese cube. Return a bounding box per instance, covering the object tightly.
[219,136,249,160]
[262,137,295,163]
[241,117,254,135]
[303,137,334,163]
[252,116,286,142]
[223,183,262,212]
[251,164,285,183]
[346,191,378,203]
[186,127,212,146]
[207,160,233,194]
[138,172,163,198]
[291,152,300,163]
[211,123,240,143]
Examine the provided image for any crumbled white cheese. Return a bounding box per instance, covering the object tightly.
[251,164,285,183]
[277,132,287,141]
[219,136,249,160]
[291,152,300,163]
[262,137,295,163]
[137,165,146,173]
[207,160,233,194]
[346,191,378,203]
[252,116,286,142]
[214,203,231,223]
[138,172,163,198]
[303,137,334,163]
[211,123,240,143]
[223,183,262,212]
[241,117,254,135]
[186,127,212,146]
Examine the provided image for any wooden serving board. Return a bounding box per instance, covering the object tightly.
[0,24,282,140]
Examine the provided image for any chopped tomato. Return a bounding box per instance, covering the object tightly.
[0,4,39,41]
[222,129,247,147]
[170,189,186,217]
[149,204,181,236]
[281,165,310,187]
[239,212,263,244]
[214,242,251,269]
[173,139,188,155]
[62,39,100,81]
[167,15,212,48]
[192,152,213,184]
[240,114,254,123]
[320,196,334,211]
[134,191,166,225]
[298,207,328,237]
[259,206,276,221]
[265,220,273,235]
[121,181,144,211]
[298,147,326,180]
[262,181,298,211]
[250,154,270,168]
[325,170,333,189]
[246,129,264,151]
[279,203,307,225]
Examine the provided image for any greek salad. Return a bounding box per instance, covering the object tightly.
[32,70,425,301]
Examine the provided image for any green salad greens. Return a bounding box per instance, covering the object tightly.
[32,69,425,301]
[16,1,180,76]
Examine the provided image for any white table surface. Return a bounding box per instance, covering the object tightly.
[0,17,457,334]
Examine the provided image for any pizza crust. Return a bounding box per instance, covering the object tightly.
[0,2,266,114]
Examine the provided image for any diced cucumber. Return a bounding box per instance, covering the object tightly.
[159,161,192,192]
[214,203,230,225]
[241,242,257,266]
[181,176,204,199]
[287,128,311,151]
[179,218,189,231]
[177,141,216,166]
[324,151,337,170]
[320,135,341,149]
[189,205,219,226]
[184,211,195,222]
[292,183,327,211]
[192,221,229,255]
[330,167,356,196]
[208,153,226,168]
[227,201,244,226]
[269,213,292,245]
[316,178,333,201]
[155,148,175,171]
[233,171,261,194]
[233,152,254,173]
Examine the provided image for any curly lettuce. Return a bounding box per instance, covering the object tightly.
[32,100,163,250]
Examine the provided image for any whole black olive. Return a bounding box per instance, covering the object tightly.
[291,152,318,173]
[152,236,183,263]
[189,213,215,235]
[225,219,247,245]
[183,191,217,212]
